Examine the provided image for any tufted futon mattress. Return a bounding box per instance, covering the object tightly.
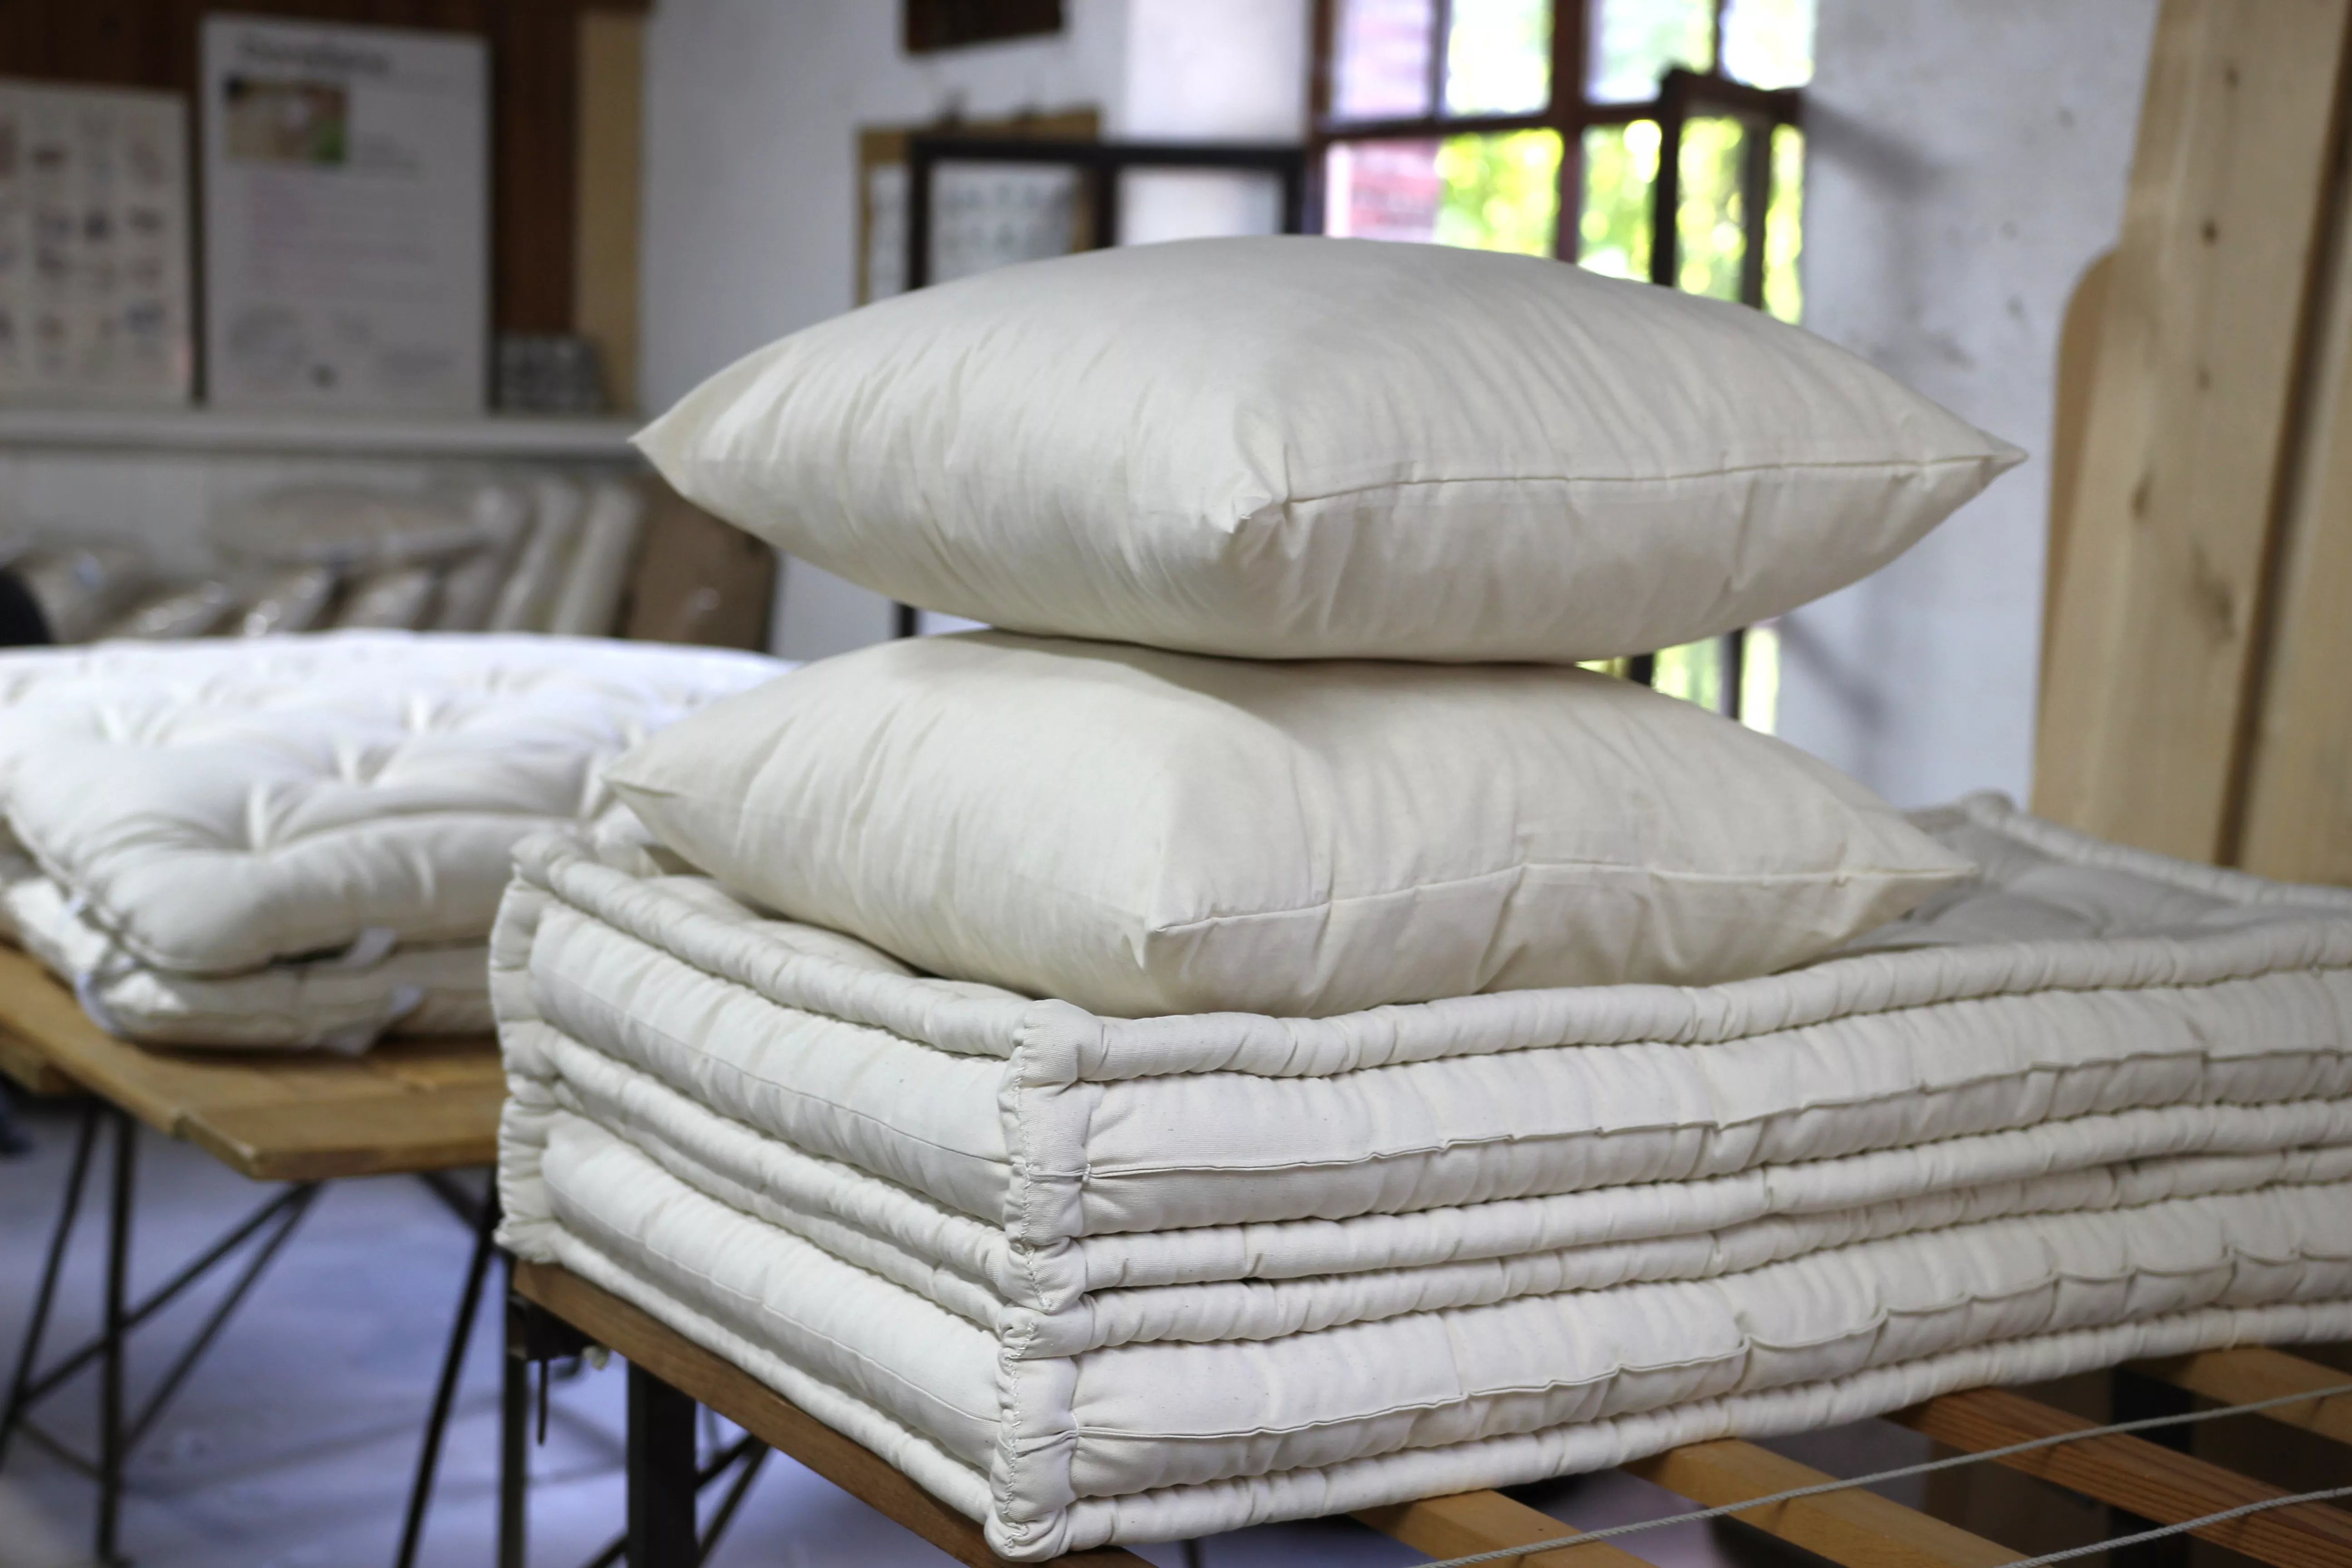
[0,633,782,1050]
[494,792,2352,1558]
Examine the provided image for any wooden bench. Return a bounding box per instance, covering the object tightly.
[0,942,506,1566]
[511,1260,2352,1568]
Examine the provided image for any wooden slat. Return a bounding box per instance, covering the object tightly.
[1892,1386,2352,1568]
[514,1261,1145,1568]
[1622,1438,2020,1568]
[2033,0,2352,862]
[2135,1348,2352,1447]
[1355,1487,1648,1566]
[0,943,502,1179]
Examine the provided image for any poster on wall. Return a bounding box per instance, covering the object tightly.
[0,80,194,405]
[200,15,487,415]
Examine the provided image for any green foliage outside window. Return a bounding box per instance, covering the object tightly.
[1434,131,1563,256]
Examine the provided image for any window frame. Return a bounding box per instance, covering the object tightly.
[1305,0,1804,305]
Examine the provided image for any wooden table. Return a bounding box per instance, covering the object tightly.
[0,941,507,1566]
[0,943,503,1181]
[511,1261,2352,1568]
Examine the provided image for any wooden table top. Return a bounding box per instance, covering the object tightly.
[0,943,503,1181]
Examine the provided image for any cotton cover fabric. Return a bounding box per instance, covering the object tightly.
[496,793,2352,1558]
[608,631,1973,1017]
[639,235,2022,663]
[0,633,782,1049]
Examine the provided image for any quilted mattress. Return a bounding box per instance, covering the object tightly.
[494,793,2352,1558]
[0,634,782,1049]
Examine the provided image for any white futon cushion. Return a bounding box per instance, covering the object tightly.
[638,235,2022,663]
[0,634,784,977]
[609,632,1972,1017]
[495,792,2352,1558]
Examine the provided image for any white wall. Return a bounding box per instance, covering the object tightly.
[1774,0,2157,805]
[637,0,1309,660]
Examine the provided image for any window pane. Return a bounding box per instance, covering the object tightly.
[1333,0,1436,121]
[1328,133,1559,254]
[1720,0,1815,88]
[1444,0,1552,116]
[1741,620,1780,734]
[1651,639,1723,711]
[1576,120,1657,279]
[1673,117,1745,299]
[1587,0,1713,104]
[1325,139,1443,240]
[1436,130,1560,254]
[1764,124,1804,321]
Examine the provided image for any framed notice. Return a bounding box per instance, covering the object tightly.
[201,15,487,414]
[0,80,194,405]
[856,109,1098,304]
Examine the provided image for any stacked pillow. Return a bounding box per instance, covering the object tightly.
[617,236,2020,1017]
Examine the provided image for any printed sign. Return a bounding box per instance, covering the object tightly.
[201,15,487,413]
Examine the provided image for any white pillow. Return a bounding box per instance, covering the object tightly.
[608,633,1974,1019]
[637,236,2021,663]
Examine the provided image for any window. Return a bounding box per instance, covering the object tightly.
[1310,0,1813,728]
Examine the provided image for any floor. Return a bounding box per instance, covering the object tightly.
[0,1088,1930,1567]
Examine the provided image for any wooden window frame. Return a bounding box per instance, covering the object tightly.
[1306,0,1803,303]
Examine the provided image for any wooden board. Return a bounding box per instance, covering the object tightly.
[2033,0,2352,862]
[513,1261,1145,1568]
[2232,107,2352,881]
[2136,1347,2352,1447]
[0,943,502,1181]
[1892,1385,2352,1568]
[1355,1488,1647,1565]
[1623,1438,2020,1567]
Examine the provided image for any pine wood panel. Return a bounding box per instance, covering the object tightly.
[2033,0,2352,862]
[0,942,501,1179]
[1891,1386,2352,1568]
[513,1261,1146,1568]
[1354,1487,1648,1566]
[2136,1348,2352,1448]
[1623,1438,2020,1568]
[2234,115,2352,881]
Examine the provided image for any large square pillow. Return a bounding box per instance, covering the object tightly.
[607,632,1974,1018]
[638,235,2021,663]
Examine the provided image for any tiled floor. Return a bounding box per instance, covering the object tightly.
[0,1088,1923,1567]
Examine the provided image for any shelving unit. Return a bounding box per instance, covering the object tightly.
[0,406,642,462]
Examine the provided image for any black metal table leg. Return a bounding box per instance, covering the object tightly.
[0,1098,98,1468]
[98,1107,135,1566]
[500,1273,530,1568]
[627,1362,697,1568]
[393,1185,501,1568]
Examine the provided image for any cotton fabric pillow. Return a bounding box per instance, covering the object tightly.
[637,236,2022,663]
[608,632,1974,1019]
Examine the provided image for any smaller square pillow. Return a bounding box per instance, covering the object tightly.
[637,235,2023,663]
[608,632,1974,1019]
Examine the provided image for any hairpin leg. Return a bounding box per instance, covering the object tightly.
[627,1362,697,1568]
